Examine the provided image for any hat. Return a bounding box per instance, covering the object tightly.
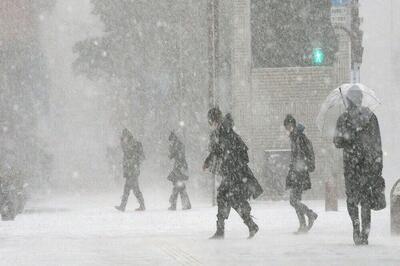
[284,114,296,127]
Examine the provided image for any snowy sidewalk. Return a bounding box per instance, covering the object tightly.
[0,194,399,266]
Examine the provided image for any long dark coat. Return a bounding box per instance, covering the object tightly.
[334,106,383,202]
[286,124,312,191]
[168,136,189,182]
[204,115,263,200]
[121,136,145,179]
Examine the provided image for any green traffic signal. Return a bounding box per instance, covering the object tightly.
[312,48,325,65]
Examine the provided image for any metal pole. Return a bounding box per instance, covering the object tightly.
[208,0,219,109]
[208,0,219,206]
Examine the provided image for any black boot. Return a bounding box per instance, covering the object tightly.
[244,217,259,239]
[294,224,308,235]
[294,215,307,234]
[135,205,145,211]
[135,200,146,211]
[248,223,259,239]
[361,229,369,245]
[351,218,362,245]
[294,209,307,234]
[353,229,362,245]
[115,206,125,212]
[182,201,192,210]
[306,210,318,232]
[210,220,225,239]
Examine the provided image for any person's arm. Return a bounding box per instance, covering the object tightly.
[370,114,383,176]
[203,153,213,170]
[203,131,221,171]
[139,143,145,161]
[287,138,296,178]
[333,115,347,149]
[168,143,174,159]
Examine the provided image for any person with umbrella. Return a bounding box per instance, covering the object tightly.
[319,84,384,245]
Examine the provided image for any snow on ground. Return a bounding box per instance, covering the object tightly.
[0,193,399,266]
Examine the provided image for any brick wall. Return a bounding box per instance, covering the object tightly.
[248,67,337,197]
[228,0,349,198]
[231,0,252,138]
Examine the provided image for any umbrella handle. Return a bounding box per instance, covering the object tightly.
[339,87,347,109]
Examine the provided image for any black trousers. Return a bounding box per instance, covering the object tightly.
[169,182,191,209]
[120,177,145,209]
[346,193,371,238]
[216,185,256,230]
[290,188,311,227]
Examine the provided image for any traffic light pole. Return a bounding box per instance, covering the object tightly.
[207,0,219,206]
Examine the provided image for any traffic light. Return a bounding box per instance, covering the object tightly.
[312,48,325,65]
[331,0,350,6]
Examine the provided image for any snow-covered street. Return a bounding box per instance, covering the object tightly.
[1,194,399,266]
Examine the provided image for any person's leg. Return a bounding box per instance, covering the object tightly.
[360,200,371,245]
[290,188,307,232]
[131,178,145,210]
[180,183,191,210]
[210,190,231,239]
[116,179,131,211]
[347,195,361,245]
[169,184,179,210]
[232,198,258,238]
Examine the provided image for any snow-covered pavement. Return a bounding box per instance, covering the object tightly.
[0,194,399,266]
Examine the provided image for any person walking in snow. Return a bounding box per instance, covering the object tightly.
[115,128,146,212]
[167,131,191,211]
[334,86,384,245]
[284,114,318,234]
[204,108,263,239]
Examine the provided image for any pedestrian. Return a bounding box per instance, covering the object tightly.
[0,175,17,221]
[334,85,384,245]
[204,108,263,239]
[115,128,146,212]
[284,114,318,234]
[167,131,191,211]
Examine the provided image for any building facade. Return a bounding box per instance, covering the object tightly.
[219,0,359,198]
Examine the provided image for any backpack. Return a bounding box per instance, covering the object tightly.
[230,132,249,167]
[302,135,315,173]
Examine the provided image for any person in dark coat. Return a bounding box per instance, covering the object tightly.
[167,131,191,211]
[0,175,17,221]
[334,86,383,245]
[204,109,263,239]
[115,128,146,212]
[284,115,318,234]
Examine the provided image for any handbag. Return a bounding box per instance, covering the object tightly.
[370,177,386,211]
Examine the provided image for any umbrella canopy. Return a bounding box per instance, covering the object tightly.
[316,83,381,138]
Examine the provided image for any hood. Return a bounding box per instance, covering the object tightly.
[122,128,133,139]
[346,85,363,108]
[222,113,234,131]
[347,106,373,130]
[169,131,177,142]
[296,123,305,134]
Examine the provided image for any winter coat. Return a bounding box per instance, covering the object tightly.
[168,137,189,182]
[121,137,145,179]
[204,127,223,175]
[286,124,312,191]
[334,106,383,198]
[204,114,263,200]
